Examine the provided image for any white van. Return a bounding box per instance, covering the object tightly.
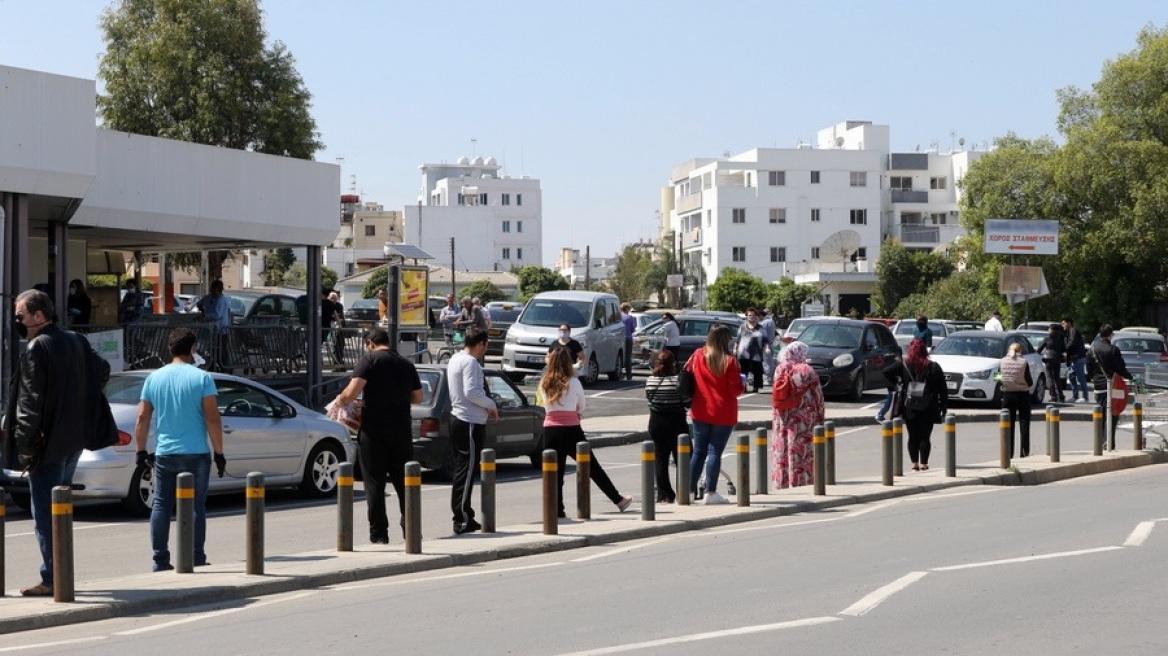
[501,291,625,385]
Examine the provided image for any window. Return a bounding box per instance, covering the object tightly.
[479,193,488,205]
[850,171,867,187]
[769,208,786,224]
[517,194,523,206]
[770,247,786,262]
[811,208,821,222]
[811,247,821,259]
[732,208,746,224]
[502,247,511,260]
[768,171,785,186]
[746,172,752,187]
[517,247,523,260]
[856,247,867,259]
[216,381,279,418]
[811,170,821,184]
[930,213,947,225]
[850,209,868,225]
[890,176,913,190]
[457,193,465,206]
[732,247,746,262]
[517,220,523,233]
[364,225,376,237]
[930,177,948,190]
[486,375,525,409]
[502,193,511,205]
[502,220,511,233]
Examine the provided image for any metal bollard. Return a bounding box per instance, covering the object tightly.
[813,425,826,496]
[892,418,904,476]
[404,462,422,554]
[999,409,1011,469]
[576,442,591,520]
[246,472,265,575]
[1045,405,1053,456]
[753,427,768,494]
[641,441,655,521]
[677,433,692,506]
[881,420,893,486]
[824,420,836,485]
[1049,407,1061,462]
[0,488,5,597]
[944,414,957,477]
[1092,406,1104,456]
[542,449,558,535]
[337,462,354,551]
[480,449,496,533]
[176,472,195,573]
[51,486,74,602]
[1134,402,1144,451]
[735,433,749,507]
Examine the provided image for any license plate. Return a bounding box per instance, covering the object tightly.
[525,355,545,363]
[489,329,502,337]
[946,382,958,391]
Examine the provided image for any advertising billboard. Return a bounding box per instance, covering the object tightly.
[397,266,430,328]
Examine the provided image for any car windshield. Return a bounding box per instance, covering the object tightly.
[105,376,145,405]
[417,371,440,404]
[228,296,250,315]
[1021,333,1044,349]
[799,323,863,349]
[518,300,592,327]
[895,321,943,335]
[787,318,815,333]
[932,335,1007,358]
[490,308,524,322]
[1114,338,1165,353]
[351,298,380,310]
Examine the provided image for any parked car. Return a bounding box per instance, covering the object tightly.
[891,319,956,350]
[631,313,741,368]
[782,317,827,345]
[929,331,1046,405]
[405,364,545,478]
[1119,326,1162,336]
[629,312,657,332]
[344,297,381,328]
[0,372,356,516]
[1112,331,1168,370]
[173,293,198,313]
[1015,321,1060,331]
[1017,330,1069,384]
[192,290,301,325]
[799,318,901,400]
[485,301,524,356]
[501,291,625,384]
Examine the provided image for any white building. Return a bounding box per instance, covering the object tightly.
[324,199,403,278]
[554,247,617,289]
[665,120,986,314]
[403,156,542,272]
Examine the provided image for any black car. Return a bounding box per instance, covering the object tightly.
[344,298,381,328]
[799,318,901,400]
[632,313,741,368]
[485,301,524,356]
[409,364,545,478]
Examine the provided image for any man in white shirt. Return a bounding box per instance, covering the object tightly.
[445,328,498,534]
[438,294,461,344]
[661,312,681,360]
[984,311,1004,332]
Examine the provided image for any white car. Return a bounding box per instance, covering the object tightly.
[928,331,1046,404]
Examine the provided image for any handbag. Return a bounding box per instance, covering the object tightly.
[678,352,698,404]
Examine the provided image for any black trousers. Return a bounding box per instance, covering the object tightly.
[738,358,763,391]
[1003,390,1032,457]
[1044,360,1064,402]
[358,427,411,541]
[905,416,936,466]
[449,417,485,528]
[648,410,686,502]
[543,424,622,515]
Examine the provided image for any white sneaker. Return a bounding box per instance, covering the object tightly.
[1075,397,1088,404]
[704,492,730,505]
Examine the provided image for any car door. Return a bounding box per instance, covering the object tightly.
[215,379,305,483]
[679,319,713,363]
[1010,335,1044,392]
[861,327,884,388]
[484,373,540,457]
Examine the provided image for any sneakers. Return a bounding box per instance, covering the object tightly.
[20,583,53,597]
[616,496,633,512]
[1075,397,1088,404]
[874,414,885,424]
[704,492,730,505]
[453,519,482,535]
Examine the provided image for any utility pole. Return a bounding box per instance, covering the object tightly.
[584,246,591,289]
[450,237,456,298]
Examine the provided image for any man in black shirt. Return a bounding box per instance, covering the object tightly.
[333,328,422,544]
[1087,324,1131,450]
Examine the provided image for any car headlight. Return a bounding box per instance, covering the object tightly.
[832,353,854,368]
[505,333,518,345]
[967,368,995,380]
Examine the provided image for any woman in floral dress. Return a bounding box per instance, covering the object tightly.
[771,341,825,488]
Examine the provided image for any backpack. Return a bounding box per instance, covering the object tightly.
[772,366,809,411]
[904,363,931,412]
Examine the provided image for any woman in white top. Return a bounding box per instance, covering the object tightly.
[661,312,681,360]
[539,347,633,517]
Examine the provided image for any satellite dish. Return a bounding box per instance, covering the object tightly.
[834,136,844,147]
[820,230,862,271]
[959,137,966,147]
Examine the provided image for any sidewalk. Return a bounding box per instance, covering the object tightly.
[1,415,1159,635]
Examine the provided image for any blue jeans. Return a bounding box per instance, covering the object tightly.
[1068,357,1088,399]
[151,453,211,570]
[30,450,82,586]
[689,420,734,494]
[877,391,894,420]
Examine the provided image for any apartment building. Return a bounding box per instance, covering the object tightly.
[325,199,404,277]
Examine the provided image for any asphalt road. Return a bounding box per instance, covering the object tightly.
[6,462,1166,655]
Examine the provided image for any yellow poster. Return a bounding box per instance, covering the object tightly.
[398,267,429,327]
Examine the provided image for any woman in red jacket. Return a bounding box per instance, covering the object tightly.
[685,324,743,504]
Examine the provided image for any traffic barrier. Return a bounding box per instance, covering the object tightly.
[1093,406,1104,456]
[999,409,1011,469]
[892,418,904,477]
[944,414,956,477]
[753,427,768,494]
[1045,406,1053,456]
[1049,407,1061,462]
[813,425,826,496]
[337,462,354,551]
[641,441,655,521]
[542,450,558,535]
[824,420,836,485]
[480,449,496,533]
[1134,402,1144,451]
[246,472,265,574]
[52,486,74,602]
[677,433,692,506]
[0,487,5,597]
[881,421,893,486]
[735,433,749,507]
[404,462,422,554]
[176,472,195,573]
[575,442,591,520]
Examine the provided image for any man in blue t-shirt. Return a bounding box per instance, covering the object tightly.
[134,328,226,571]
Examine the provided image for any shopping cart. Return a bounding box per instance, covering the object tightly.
[1132,364,1168,446]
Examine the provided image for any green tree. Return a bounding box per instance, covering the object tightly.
[462,280,507,303]
[872,239,955,316]
[361,268,389,299]
[321,266,338,290]
[606,245,653,303]
[763,278,819,321]
[516,265,568,301]
[893,270,1000,321]
[283,264,337,292]
[262,248,296,286]
[705,268,768,312]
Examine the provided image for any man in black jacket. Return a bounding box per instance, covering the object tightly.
[1062,317,1089,403]
[1087,324,1132,450]
[3,289,112,596]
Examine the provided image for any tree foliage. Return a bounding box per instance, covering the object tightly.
[360,268,388,299]
[763,278,819,321]
[516,266,568,302]
[462,280,508,303]
[606,245,654,303]
[872,239,956,316]
[706,268,768,312]
[284,264,337,292]
[893,270,1001,321]
[262,248,296,286]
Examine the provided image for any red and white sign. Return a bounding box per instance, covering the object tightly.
[984,219,1059,255]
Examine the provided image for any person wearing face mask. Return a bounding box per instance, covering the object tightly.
[913,315,933,349]
[736,307,768,393]
[3,289,118,596]
[548,323,586,368]
[120,279,146,325]
[66,278,92,331]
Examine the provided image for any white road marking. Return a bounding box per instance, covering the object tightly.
[7,523,122,538]
[555,616,841,655]
[331,562,562,591]
[113,591,314,636]
[931,546,1122,572]
[571,537,676,563]
[861,402,881,410]
[0,637,106,652]
[1124,520,1157,547]
[839,571,929,616]
[835,426,869,436]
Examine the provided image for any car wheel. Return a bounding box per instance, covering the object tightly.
[580,354,600,385]
[1031,373,1047,405]
[299,441,345,497]
[607,351,623,381]
[847,372,865,401]
[122,464,154,517]
[7,491,31,512]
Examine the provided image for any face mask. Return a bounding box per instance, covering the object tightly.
[559,331,571,340]
[13,318,27,339]
[69,287,77,294]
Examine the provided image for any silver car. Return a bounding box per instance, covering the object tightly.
[0,371,356,516]
[1112,332,1168,370]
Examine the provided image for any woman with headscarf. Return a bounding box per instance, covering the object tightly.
[686,323,742,504]
[66,278,92,330]
[770,341,825,488]
[883,338,948,470]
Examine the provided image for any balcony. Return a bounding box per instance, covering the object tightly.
[890,190,929,203]
[782,260,871,276]
[676,191,702,214]
[684,227,702,247]
[899,225,940,243]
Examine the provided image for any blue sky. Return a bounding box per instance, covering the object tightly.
[1,1,1161,266]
